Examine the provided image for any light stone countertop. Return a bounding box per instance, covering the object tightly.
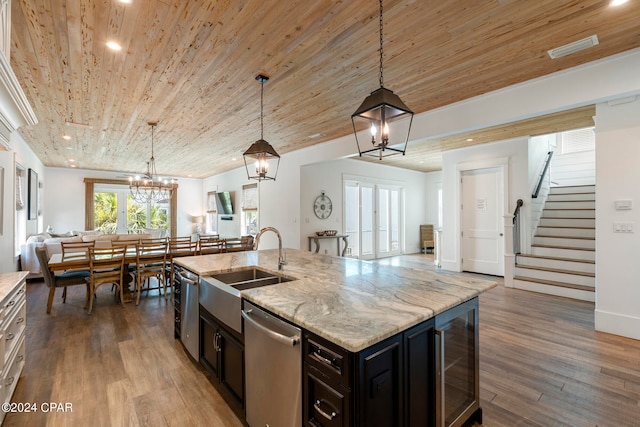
[0,271,29,303]
[175,249,497,352]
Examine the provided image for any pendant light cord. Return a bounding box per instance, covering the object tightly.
[260,80,264,140]
[379,0,384,88]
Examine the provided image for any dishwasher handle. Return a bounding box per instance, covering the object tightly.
[242,309,300,347]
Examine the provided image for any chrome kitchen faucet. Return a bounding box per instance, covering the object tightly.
[253,227,287,270]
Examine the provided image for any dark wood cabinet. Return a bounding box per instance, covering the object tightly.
[199,306,245,411]
[303,317,435,427]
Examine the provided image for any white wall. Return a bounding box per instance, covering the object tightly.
[594,97,640,340]
[440,137,529,272]
[424,171,442,229]
[44,167,203,237]
[300,158,427,255]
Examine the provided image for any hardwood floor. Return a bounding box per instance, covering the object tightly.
[6,256,640,426]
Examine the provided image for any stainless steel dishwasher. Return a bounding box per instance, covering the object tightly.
[176,265,199,360]
[242,300,302,427]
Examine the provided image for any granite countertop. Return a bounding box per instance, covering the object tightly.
[0,272,29,303]
[175,249,497,352]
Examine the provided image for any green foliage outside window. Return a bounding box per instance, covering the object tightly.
[94,192,168,234]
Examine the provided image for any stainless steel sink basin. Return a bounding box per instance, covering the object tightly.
[200,267,297,333]
[210,267,294,290]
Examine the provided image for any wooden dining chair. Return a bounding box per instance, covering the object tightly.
[35,246,91,314]
[61,240,95,261]
[134,240,168,304]
[86,246,127,315]
[167,238,198,292]
[198,237,225,255]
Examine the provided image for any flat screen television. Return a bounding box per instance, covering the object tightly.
[215,191,234,215]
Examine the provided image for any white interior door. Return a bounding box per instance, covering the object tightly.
[359,183,375,260]
[461,167,504,276]
[376,185,402,258]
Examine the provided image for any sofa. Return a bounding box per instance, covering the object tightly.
[20,230,164,278]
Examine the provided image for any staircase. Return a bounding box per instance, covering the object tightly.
[514,185,595,301]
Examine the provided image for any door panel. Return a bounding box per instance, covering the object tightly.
[461,167,504,276]
[360,184,375,260]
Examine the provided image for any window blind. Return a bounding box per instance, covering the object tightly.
[242,184,258,211]
[206,191,217,213]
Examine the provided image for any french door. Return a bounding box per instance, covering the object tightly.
[344,180,403,260]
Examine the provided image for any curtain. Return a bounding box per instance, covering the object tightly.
[242,184,258,211]
[16,167,25,210]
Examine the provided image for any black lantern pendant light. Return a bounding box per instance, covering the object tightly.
[244,74,280,181]
[351,0,414,159]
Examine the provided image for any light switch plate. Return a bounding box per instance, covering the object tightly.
[615,200,632,210]
[613,222,634,233]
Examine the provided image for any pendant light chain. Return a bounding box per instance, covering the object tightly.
[378,0,384,88]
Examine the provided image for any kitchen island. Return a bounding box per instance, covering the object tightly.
[175,249,497,427]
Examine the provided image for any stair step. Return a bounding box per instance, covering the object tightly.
[513,277,595,302]
[530,245,596,261]
[533,236,595,249]
[549,185,596,194]
[516,255,595,274]
[514,265,595,286]
[536,227,595,238]
[545,201,595,209]
[547,193,595,202]
[539,217,595,228]
[542,210,595,218]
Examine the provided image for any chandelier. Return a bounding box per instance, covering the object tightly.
[243,74,280,181]
[129,121,175,204]
[351,0,414,160]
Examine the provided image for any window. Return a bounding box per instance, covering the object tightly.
[559,127,595,154]
[242,183,258,235]
[206,191,218,234]
[84,178,176,236]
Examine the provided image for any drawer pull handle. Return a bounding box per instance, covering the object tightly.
[5,377,14,386]
[18,289,25,295]
[17,317,25,324]
[314,349,336,367]
[6,300,15,308]
[6,333,15,341]
[17,355,24,362]
[314,399,337,421]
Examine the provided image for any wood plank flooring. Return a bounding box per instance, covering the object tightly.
[5,255,640,426]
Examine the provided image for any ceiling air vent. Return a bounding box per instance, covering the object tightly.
[548,35,599,59]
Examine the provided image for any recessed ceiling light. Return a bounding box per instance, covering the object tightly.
[106,41,122,51]
[119,0,133,3]
[231,157,237,161]
[309,133,325,139]
[69,159,75,162]
[419,160,424,164]
[62,134,71,140]
[610,0,628,6]
[66,146,73,150]
[70,164,77,168]
[466,138,474,142]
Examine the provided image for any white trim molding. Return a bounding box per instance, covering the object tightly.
[0,50,38,134]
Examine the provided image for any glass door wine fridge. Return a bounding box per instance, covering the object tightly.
[435,297,481,427]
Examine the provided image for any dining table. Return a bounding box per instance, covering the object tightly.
[48,249,144,303]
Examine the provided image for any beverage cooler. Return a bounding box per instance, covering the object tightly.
[435,297,481,427]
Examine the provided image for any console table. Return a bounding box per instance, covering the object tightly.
[308,234,349,257]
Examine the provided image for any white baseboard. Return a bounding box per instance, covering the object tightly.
[595,309,640,341]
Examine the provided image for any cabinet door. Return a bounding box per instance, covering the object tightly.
[358,335,403,427]
[305,365,350,427]
[218,327,244,407]
[200,314,220,378]
[404,319,435,426]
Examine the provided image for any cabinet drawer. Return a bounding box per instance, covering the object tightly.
[305,365,350,427]
[2,334,25,402]
[3,300,26,367]
[304,332,351,387]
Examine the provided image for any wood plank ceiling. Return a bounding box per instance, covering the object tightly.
[10,0,640,178]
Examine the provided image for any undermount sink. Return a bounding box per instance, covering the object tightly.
[200,267,297,334]
[209,267,295,290]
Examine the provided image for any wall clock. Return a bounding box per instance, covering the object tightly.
[314,191,333,219]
